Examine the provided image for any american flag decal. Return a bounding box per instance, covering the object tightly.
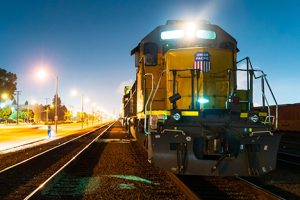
[194,52,211,72]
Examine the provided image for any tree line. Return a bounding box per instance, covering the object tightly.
[0,67,70,123]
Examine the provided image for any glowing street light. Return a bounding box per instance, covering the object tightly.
[36,68,59,135]
[36,69,47,79]
[0,93,8,108]
[70,89,78,97]
[1,93,8,100]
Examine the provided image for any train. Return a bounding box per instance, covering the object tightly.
[270,103,300,132]
[122,20,281,176]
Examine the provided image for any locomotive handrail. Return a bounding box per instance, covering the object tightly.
[235,57,278,130]
[262,75,278,129]
[250,130,273,136]
[261,91,271,125]
[149,70,166,129]
[245,57,278,129]
[144,73,154,135]
[264,115,275,126]
[123,86,136,111]
[161,128,186,136]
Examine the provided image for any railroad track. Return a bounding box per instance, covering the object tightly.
[1,121,290,200]
[178,175,285,200]
[277,132,300,166]
[1,121,190,199]
[0,123,111,171]
[277,151,300,166]
[0,122,114,199]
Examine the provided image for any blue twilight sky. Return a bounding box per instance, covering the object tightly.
[0,0,299,115]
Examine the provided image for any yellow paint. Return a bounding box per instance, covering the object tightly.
[240,113,248,118]
[165,48,234,110]
[134,28,236,117]
[137,110,170,119]
[137,112,145,119]
[181,111,199,116]
[146,110,170,116]
[259,112,267,117]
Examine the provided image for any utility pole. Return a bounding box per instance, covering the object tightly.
[26,101,29,124]
[15,91,22,125]
[55,76,58,134]
[81,95,84,129]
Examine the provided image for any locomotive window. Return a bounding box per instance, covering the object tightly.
[196,30,216,40]
[135,52,140,68]
[144,43,158,66]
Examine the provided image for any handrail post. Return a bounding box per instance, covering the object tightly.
[261,76,265,109]
[149,70,166,129]
[237,57,278,130]
[144,73,154,135]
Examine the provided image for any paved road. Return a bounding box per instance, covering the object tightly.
[0,123,102,152]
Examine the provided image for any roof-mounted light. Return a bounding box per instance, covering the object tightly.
[185,22,196,38]
[161,29,216,40]
[161,30,184,40]
[196,30,216,40]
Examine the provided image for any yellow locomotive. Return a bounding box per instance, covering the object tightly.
[123,20,281,176]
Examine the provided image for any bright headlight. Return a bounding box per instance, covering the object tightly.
[161,30,184,40]
[196,30,216,40]
[185,22,196,38]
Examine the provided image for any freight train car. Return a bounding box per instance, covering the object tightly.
[123,20,281,176]
[270,103,300,132]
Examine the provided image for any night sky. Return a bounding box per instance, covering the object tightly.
[0,0,299,115]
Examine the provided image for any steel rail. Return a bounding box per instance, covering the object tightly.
[277,158,300,166]
[277,151,300,166]
[278,151,300,158]
[137,136,199,200]
[0,122,112,174]
[167,172,200,200]
[24,121,116,200]
[236,176,285,200]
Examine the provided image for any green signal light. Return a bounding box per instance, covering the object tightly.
[197,97,209,104]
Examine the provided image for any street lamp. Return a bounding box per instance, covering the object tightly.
[70,89,89,129]
[15,91,22,125]
[54,76,58,134]
[92,102,96,126]
[1,93,8,100]
[36,68,59,135]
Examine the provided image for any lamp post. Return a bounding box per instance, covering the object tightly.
[15,91,22,125]
[70,89,92,129]
[92,102,96,126]
[36,68,59,134]
[55,76,58,135]
[70,90,84,129]
[81,94,84,129]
